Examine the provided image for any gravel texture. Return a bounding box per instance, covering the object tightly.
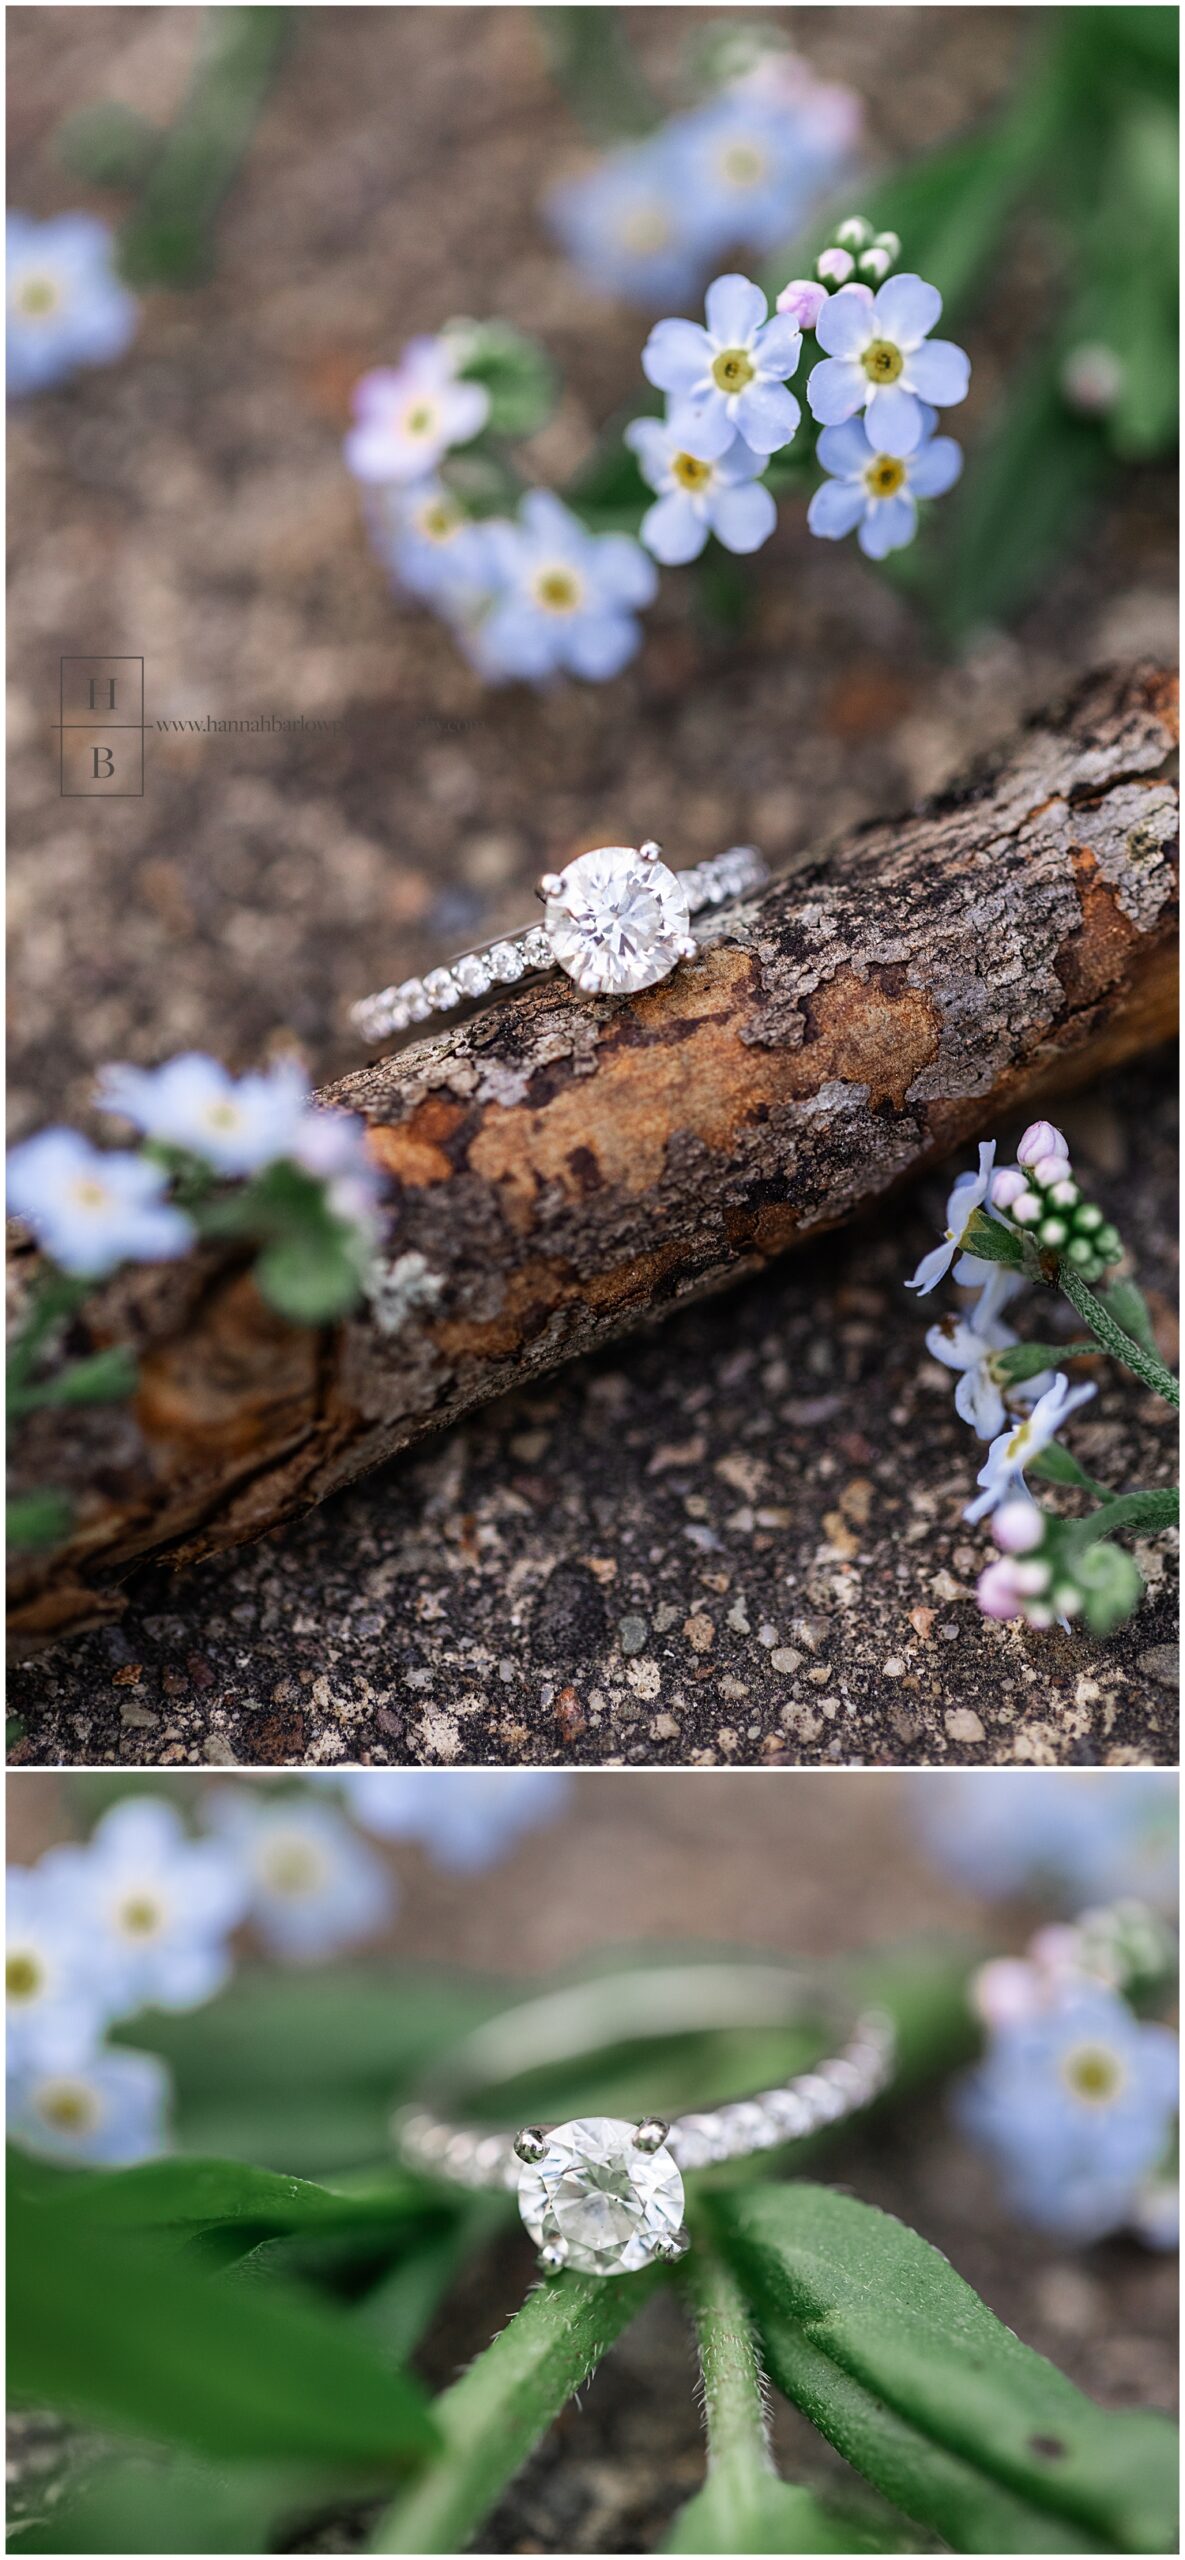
[7,5,1178,1766]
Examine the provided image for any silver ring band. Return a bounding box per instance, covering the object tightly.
[393,1962,894,2275]
[350,842,768,1044]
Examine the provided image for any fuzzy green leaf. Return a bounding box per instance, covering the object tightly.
[6,1488,75,1551]
[56,101,160,188]
[22,1345,140,1407]
[26,2152,439,2246]
[664,2473,901,2553]
[714,2183,1177,2554]
[992,1340,1095,1383]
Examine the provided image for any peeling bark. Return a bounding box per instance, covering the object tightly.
[8,663,1178,1656]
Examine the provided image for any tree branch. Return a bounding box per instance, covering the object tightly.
[8,663,1177,1656]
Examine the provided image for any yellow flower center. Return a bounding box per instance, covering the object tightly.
[420,499,460,542]
[16,275,59,318]
[260,1836,327,1898]
[204,1100,241,1130]
[1062,2043,1124,2105]
[38,2079,100,2133]
[404,402,437,438]
[71,1177,111,1211]
[534,567,581,614]
[862,339,904,384]
[618,208,671,255]
[7,1952,42,2001]
[719,143,766,189]
[118,1893,163,1938]
[671,451,714,493]
[711,346,755,394]
[864,455,906,499]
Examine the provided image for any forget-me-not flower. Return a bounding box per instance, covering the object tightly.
[625,415,775,563]
[337,1770,572,1870]
[905,1142,996,1296]
[808,274,970,456]
[292,1107,385,1234]
[96,1052,309,1177]
[38,1796,247,2019]
[344,338,490,486]
[955,1982,1178,2243]
[963,1371,1097,1526]
[8,2044,171,2166]
[375,477,495,606]
[642,274,802,458]
[7,211,138,398]
[6,1128,193,1277]
[7,1867,111,2073]
[545,139,715,311]
[911,1770,1179,1912]
[476,491,656,683]
[808,406,962,558]
[202,1787,395,1963]
[924,1302,1053,1442]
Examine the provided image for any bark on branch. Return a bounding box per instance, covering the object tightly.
[8,662,1178,1655]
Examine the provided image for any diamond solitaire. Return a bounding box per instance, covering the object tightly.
[515,2115,688,2275]
[541,843,695,997]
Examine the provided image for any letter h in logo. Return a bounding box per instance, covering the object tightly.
[60,656,144,796]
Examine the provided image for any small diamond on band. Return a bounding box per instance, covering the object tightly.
[350,842,767,1044]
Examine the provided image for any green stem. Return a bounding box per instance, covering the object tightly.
[1057,1262,1179,1405]
[1063,1487,1179,1556]
[368,2265,665,2553]
[6,1270,90,1412]
[682,2242,774,2488]
[532,4,660,142]
[119,6,291,287]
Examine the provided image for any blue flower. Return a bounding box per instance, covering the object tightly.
[625,415,775,563]
[344,339,489,485]
[808,275,970,456]
[6,1867,112,2073]
[545,138,716,311]
[956,1983,1178,2243]
[292,1107,385,1236]
[663,80,854,261]
[8,2044,171,2165]
[910,1771,1179,1911]
[202,1788,395,1963]
[904,1142,996,1296]
[7,211,138,398]
[37,1797,247,2019]
[476,491,656,683]
[373,476,497,606]
[963,1371,1097,1527]
[808,407,962,558]
[96,1052,309,1177]
[337,1771,571,1871]
[643,273,802,458]
[6,1128,194,1277]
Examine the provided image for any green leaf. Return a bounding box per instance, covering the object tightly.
[563,404,656,532]
[20,1345,139,1408]
[253,1228,365,1323]
[28,2153,439,2247]
[118,6,291,288]
[532,3,660,142]
[929,356,1112,642]
[1057,1262,1179,1404]
[665,2475,902,2553]
[56,101,160,188]
[369,2265,665,2552]
[714,2183,1178,2554]
[1029,1442,1113,1499]
[9,2199,439,2469]
[1099,1275,1159,1358]
[992,1340,1095,1383]
[960,1211,1025,1268]
[6,1488,74,1551]
[451,321,557,440]
[1070,1536,1146,1635]
[12,2452,302,2556]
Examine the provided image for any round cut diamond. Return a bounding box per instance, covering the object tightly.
[544,846,691,996]
[517,2115,685,2275]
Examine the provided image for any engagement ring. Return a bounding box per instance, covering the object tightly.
[393,1960,894,2276]
[350,841,768,1043]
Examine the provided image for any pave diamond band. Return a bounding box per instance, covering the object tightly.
[350,841,767,1043]
[392,1961,895,2276]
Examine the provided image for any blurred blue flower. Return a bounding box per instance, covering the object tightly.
[373,477,497,607]
[663,81,852,261]
[911,1772,1179,1913]
[956,1981,1178,2243]
[6,1128,194,1277]
[96,1052,309,1177]
[643,273,802,458]
[808,407,962,558]
[338,1771,572,1871]
[7,1867,112,2073]
[625,415,775,563]
[808,274,970,457]
[38,1797,247,2018]
[344,338,489,485]
[202,1788,396,1962]
[545,137,716,311]
[7,210,138,398]
[8,2044,171,2165]
[475,491,656,683]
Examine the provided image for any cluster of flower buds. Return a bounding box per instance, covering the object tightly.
[977,1496,1141,1635]
[815,214,901,291]
[970,1898,1172,2029]
[989,1121,1122,1280]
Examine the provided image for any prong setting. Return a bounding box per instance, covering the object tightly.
[638,839,662,863]
[537,2240,568,2273]
[652,2227,692,2263]
[633,2117,670,2153]
[538,872,564,899]
[514,2125,549,2163]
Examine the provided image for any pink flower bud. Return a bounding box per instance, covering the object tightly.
[1010,1189,1041,1224]
[1014,1557,1052,1596]
[1033,1151,1071,1189]
[816,247,854,285]
[776,278,827,330]
[972,1958,1042,2028]
[1030,1925,1083,1979]
[990,1168,1028,1210]
[1017,1120,1069,1167]
[991,1498,1045,1554]
[976,1558,1025,1620]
